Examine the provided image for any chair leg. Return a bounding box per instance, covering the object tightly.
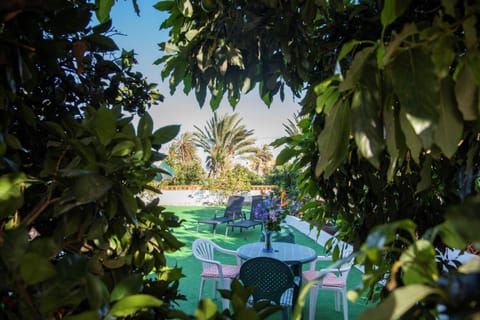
[197,222,200,233]
[221,278,232,310]
[199,278,205,301]
[335,291,342,311]
[281,306,290,320]
[308,286,319,320]
[342,290,348,320]
[213,279,217,299]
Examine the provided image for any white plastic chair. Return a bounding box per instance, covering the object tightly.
[192,238,241,310]
[302,253,354,320]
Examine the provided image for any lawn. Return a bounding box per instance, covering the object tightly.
[165,206,373,319]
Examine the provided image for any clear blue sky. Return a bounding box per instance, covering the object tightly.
[110,0,301,157]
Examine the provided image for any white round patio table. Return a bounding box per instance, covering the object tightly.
[236,241,317,264]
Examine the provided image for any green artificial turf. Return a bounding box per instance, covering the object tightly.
[165,206,373,319]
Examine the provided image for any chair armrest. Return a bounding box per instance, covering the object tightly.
[309,255,332,270]
[215,247,242,265]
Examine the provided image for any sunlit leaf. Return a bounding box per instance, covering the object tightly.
[95,0,114,23]
[110,274,143,302]
[92,106,116,146]
[110,140,134,157]
[359,285,444,320]
[109,294,163,317]
[351,88,384,168]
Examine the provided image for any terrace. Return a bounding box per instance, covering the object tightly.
[164,205,374,319]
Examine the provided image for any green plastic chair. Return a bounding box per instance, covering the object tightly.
[239,257,298,320]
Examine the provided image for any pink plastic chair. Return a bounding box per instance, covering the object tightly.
[302,253,354,320]
[192,238,241,310]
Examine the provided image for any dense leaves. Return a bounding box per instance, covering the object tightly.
[0,0,187,318]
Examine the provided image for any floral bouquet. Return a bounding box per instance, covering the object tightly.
[253,193,287,232]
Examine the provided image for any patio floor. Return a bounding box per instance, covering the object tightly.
[165,206,374,319]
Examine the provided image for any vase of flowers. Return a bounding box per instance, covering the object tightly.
[263,230,273,252]
[254,194,286,252]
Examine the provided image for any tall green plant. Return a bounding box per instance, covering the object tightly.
[0,1,189,318]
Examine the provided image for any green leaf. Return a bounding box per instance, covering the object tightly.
[444,193,480,248]
[92,19,112,34]
[95,0,114,23]
[20,253,56,285]
[339,47,376,92]
[431,35,455,79]
[177,0,193,17]
[152,125,180,146]
[43,121,66,138]
[194,298,218,319]
[399,108,422,164]
[275,147,296,166]
[381,0,412,29]
[111,140,136,157]
[85,274,110,309]
[137,113,153,138]
[391,48,440,121]
[415,157,432,194]
[400,240,437,285]
[154,1,175,11]
[315,100,351,178]
[0,227,29,272]
[351,88,384,168]
[455,63,479,121]
[364,220,416,249]
[92,106,116,146]
[383,96,406,181]
[359,285,443,320]
[74,174,112,203]
[110,274,143,302]
[108,294,163,317]
[84,34,119,52]
[434,78,463,158]
[119,185,137,218]
[337,40,360,62]
[0,173,28,218]
[433,221,466,250]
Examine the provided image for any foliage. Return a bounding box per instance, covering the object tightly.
[265,166,301,201]
[164,132,206,185]
[246,144,274,176]
[203,164,252,201]
[193,112,257,178]
[164,158,206,185]
[156,0,480,318]
[0,0,192,318]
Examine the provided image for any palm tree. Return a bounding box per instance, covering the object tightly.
[194,113,257,178]
[283,112,307,137]
[248,144,274,176]
[168,132,199,164]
